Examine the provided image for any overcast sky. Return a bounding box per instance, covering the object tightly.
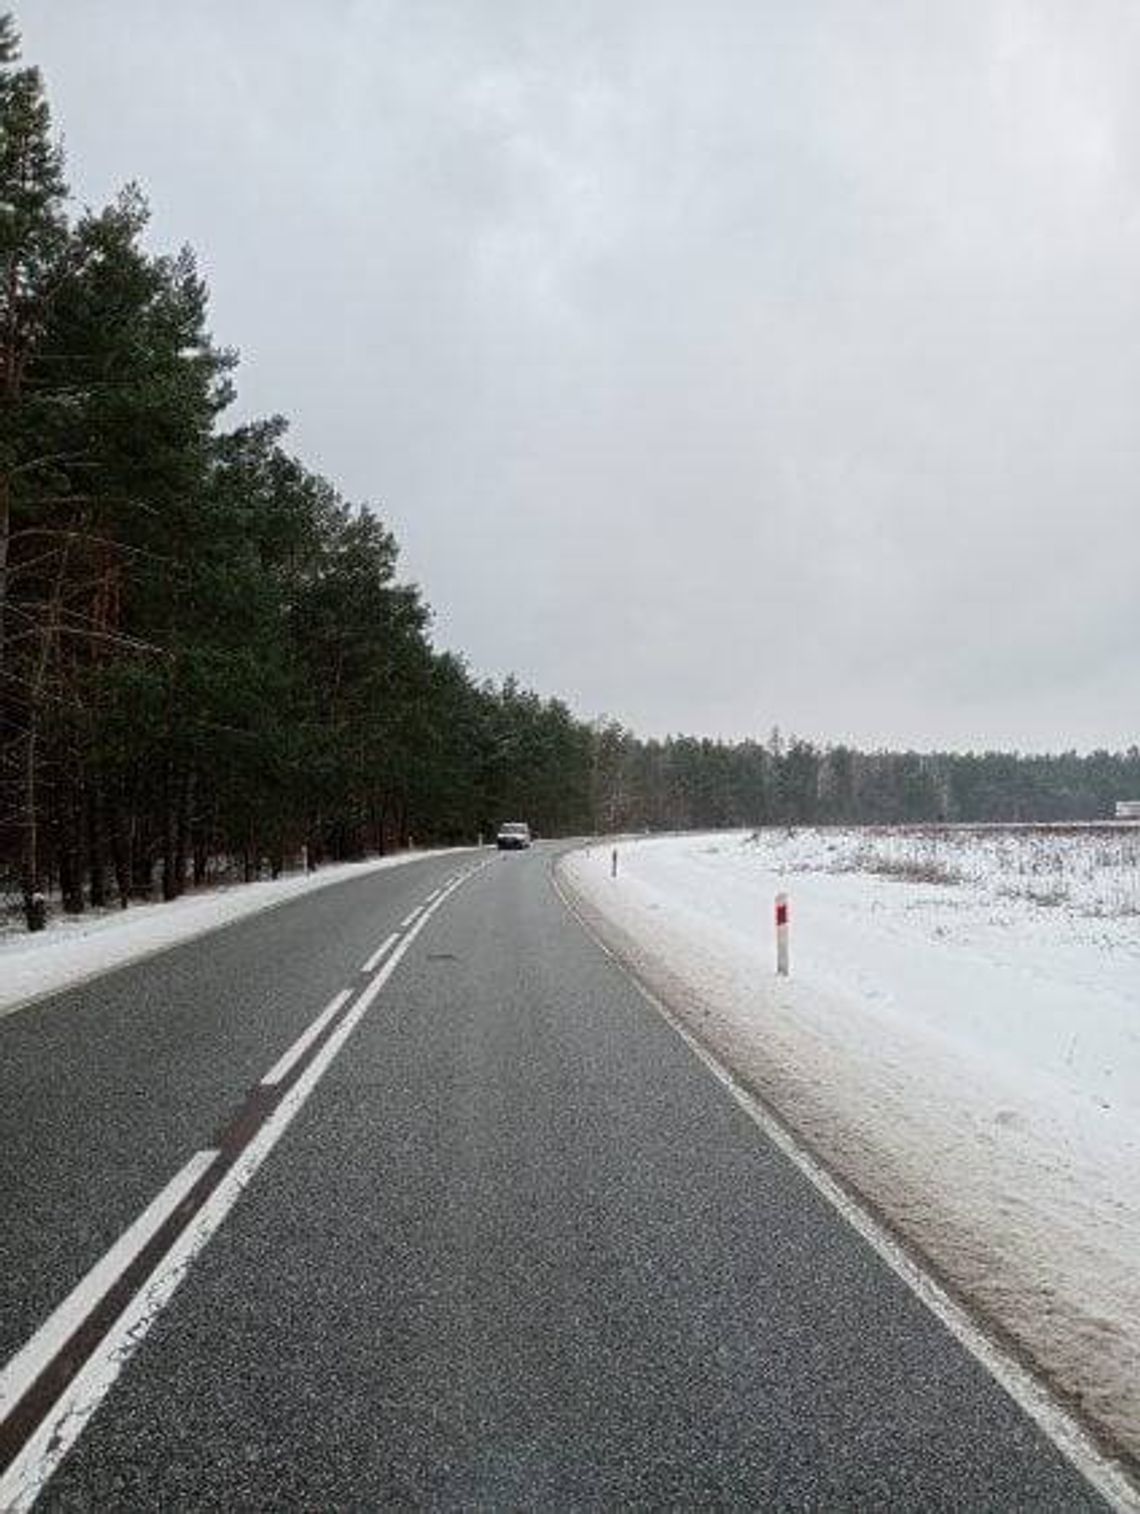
[18,1,1139,751]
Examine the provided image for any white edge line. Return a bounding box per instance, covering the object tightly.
[260,988,352,1087]
[0,1148,218,1421]
[549,862,1140,1514]
[0,872,471,1513]
[361,932,400,976]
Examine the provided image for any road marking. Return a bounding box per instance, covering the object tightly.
[0,868,481,1511]
[423,887,441,903]
[260,989,352,1087]
[550,862,1140,1514]
[400,906,422,929]
[0,1150,218,1426]
[362,931,400,975]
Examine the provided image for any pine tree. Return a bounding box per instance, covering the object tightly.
[0,14,77,923]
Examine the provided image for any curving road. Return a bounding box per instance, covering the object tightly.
[0,845,1112,1509]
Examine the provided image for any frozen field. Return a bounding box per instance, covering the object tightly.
[560,826,1140,1463]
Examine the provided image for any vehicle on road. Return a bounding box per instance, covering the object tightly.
[496,821,532,850]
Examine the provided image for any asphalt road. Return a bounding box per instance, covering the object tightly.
[0,845,1110,1509]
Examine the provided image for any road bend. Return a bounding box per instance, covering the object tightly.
[0,844,1111,1509]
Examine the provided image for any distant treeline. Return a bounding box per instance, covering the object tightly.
[2,17,1136,929]
[589,731,1140,833]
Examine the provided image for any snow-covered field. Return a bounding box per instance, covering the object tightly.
[560,826,1140,1463]
[0,850,472,1018]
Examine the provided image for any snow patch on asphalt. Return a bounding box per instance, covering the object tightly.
[0,851,472,1018]
[560,830,1140,1465]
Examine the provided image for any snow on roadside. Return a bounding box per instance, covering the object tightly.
[0,849,473,1018]
[560,829,1140,1463]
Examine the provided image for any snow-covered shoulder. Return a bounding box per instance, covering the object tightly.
[0,850,473,1018]
[559,827,1140,1468]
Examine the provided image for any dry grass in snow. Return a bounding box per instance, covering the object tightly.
[770,822,1140,916]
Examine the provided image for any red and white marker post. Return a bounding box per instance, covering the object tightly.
[775,892,790,976]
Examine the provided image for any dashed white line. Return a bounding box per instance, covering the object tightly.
[0,1149,218,1423]
[399,906,422,929]
[260,989,352,1087]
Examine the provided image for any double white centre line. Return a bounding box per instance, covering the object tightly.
[0,1151,219,1426]
[260,988,352,1088]
[361,932,400,976]
[0,863,483,1512]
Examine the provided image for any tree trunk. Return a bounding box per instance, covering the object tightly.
[173,769,192,897]
[58,787,84,915]
[0,467,10,679]
[109,795,130,908]
[87,781,108,908]
[131,816,154,899]
[160,754,178,902]
[20,701,45,929]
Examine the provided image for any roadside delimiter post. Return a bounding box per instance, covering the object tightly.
[775,892,789,975]
[611,848,618,878]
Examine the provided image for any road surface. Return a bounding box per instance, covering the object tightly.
[0,845,1112,1508]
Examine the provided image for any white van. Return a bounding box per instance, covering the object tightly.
[496,822,532,850]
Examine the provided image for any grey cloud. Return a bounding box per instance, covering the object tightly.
[19,0,1139,749]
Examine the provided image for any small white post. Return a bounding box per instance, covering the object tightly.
[775,892,789,976]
